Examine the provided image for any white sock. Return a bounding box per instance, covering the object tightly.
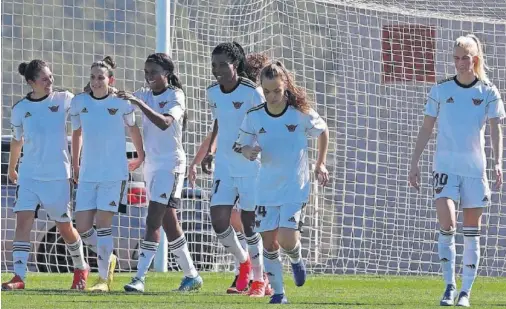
[168,235,199,278]
[438,229,456,286]
[263,249,284,295]
[216,226,247,263]
[12,242,30,280]
[246,233,264,282]
[461,227,481,294]
[96,228,114,280]
[66,238,87,270]
[236,232,247,275]
[80,228,98,254]
[136,240,158,279]
[283,241,302,264]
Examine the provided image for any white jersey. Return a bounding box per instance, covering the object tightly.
[133,86,186,174]
[236,104,327,205]
[10,91,74,181]
[70,92,136,182]
[207,77,264,178]
[425,76,505,178]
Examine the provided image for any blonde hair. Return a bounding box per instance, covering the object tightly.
[454,34,489,83]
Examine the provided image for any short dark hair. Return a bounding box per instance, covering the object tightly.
[18,59,49,82]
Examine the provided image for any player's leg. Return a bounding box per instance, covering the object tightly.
[42,179,89,289]
[2,179,38,290]
[210,176,250,291]
[278,203,307,288]
[74,182,99,254]
[227,207,246,293]
[433,172,460,306]
[456,177,489,307]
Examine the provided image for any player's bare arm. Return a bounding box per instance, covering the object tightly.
[409,115,436,191]
[315,126,329,186]
[489,117,503,189]
[8,137,23,184]
[117,90,174,131]
[127,125,145,171]
[71,127,82,183]
[201,119,218,174]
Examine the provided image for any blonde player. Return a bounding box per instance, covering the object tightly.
[2,60,89,290]
[409,34,504,307]
[117,53,203,292]
[235,61,329,304]
[188,42,270,296]
[71,56,145,292]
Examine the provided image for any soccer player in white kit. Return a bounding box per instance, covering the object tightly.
[235,61,329,304]
[117,53,203,292]
[409,34,504,307]
[70,56,145,292]
[2,60,89,291]
[188,42,269,296]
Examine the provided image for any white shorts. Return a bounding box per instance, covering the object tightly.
[14,178,72,223]
[145,170,184,208]
[254,202,307,233]
[210,175,256,211]
[75,180,127,213]
[432,171,490,208]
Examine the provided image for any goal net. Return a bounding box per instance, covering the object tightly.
[1,0,505,277]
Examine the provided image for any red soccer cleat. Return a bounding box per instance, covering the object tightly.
[2,275,25,290]
[235,256,252,292]
[71,267,89,290]
[248,280,266,297]
[264,273,274,296]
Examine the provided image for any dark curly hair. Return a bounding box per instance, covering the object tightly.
[145,53,183,89]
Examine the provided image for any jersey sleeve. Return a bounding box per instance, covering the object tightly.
[69,96,82,130]
[235,114,257,151]
[424,85,439,117]
[10,105,23,141]
[133,88,146,102]
[487,85,506,120]
[207,90,217,121]
[164,89,185,121]
[64,91,75,112]
[251,87,265,107]
[122,101,136,127]
[304,108,327,137]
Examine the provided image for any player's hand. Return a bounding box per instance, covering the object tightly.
[315,163,329,186]
[108,86,118,94]
[201,153,214,175]
[242,145,261,161]
[494,163,503,190]
[116,91,138,103]
[188,163,198,188]
[8,168,18,184]
[83,82,91,93]
[72,165,80,184]
[128,158,143,171]
[409,164,421,192]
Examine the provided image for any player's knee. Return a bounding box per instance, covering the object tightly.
[240,211,256,237]
[277,228,299,250]
[55,221,74,236]
[211,219,229,234]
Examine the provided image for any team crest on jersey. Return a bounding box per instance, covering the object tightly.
[446,97,454,103]
[24,112,32,118]
[259,127,266,134]
[158,101,168,108]
[107,108,119,115]
[81,107,88,113]
[472,98,483,106]
[232,101,244,109]
[109,201,117,206]
[285,124,298,132]
[434,187,444,194]
[48,105,60,112]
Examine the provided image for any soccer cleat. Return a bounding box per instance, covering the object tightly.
[291,260,307,287]
[248,280,266,297]
[124,277,145,292]
[71,266,89,290]
[236,256,252,292]
[2,275,25,290]
[264,273,274,296]
[177,275,203,292]
[106,254,117,287]
[439,284,457,306]
[456,291,471,307]
[87,278,109,292]
[226,275,240,294]
[269,293,288,304]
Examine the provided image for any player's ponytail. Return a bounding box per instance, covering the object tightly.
[455,34,490,84]
[145,53,183,90]
[18,59,48,82]
[92,55,116,77]
[260,60,312,114]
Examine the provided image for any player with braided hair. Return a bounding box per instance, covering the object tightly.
[189,42,271,296]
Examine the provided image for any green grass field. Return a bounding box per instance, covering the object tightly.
[2,272,505,309]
